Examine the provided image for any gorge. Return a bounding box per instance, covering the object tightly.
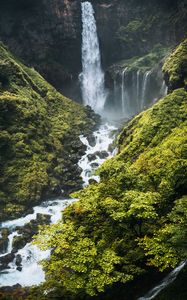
[0,1,187,299]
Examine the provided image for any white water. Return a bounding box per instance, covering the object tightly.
[0,199,75,287]
[121,67,128,115]
[0,123,116,287]
[160,80,168,96]
[141,71,151,110]
[79,123,116,186]
[138,261,186,300]
[79,1,107,113]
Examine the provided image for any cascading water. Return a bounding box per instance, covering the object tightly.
[136,70,141,110]
[121,67,128,115]
[141,71,151,110]
[0,124,116,287]
[79,1,107,113]
[138,261,186,300]
[111,69,167,118]
[160,80,168,96]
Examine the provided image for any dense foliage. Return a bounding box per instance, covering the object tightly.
[0,43,98,221]
[35,41,187,298]
[163,39,187,91]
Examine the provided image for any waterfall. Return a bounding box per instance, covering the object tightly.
[141,71,151,110]
[121,68,127,114]
[121,67,129,115]
[138,261,186,300]
[136,70,141,110]
[160,80,168,96]
[79,1,106,113]
[114,78,118,106]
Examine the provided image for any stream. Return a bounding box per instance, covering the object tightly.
[0,122,116,287]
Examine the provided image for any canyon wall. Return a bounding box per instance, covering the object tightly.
[0,0,186,100]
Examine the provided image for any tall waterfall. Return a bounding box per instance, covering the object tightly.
[80,1,106,113]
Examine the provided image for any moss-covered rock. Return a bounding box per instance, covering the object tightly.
[163,38,187,91]
[0,43,99,222]
[107,45,170,80]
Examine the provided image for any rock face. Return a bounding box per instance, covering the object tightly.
[0,0,186,101]
[0,0,82,99]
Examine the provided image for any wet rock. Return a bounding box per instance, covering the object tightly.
[87,154,97,162]
[90,162,99,169]
[36,213,51,224]
[87,135,96,147]
[12,235,28,252]
[12,214,51,252]
[15,254,22,267]
[0,253,15,270]
[0,228,9,254]
[94,150,109,159]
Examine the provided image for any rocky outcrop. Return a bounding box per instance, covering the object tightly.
[163,38,187,92]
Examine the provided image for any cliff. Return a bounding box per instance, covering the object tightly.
[0,0,186,101]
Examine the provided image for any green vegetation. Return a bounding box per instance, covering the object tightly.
[35,87,187,298]
[0,43,98,221]
[109,45,170,78]
[163,39,187,91]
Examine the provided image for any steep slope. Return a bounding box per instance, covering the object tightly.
[0,43,99,222]
[34,40,187,299]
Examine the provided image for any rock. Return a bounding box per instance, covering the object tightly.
[94,150,109,159]
[12,214,51,252]
[90,162,99,169]
[36,213,51,224]
[0,228,9,254]
[88,179,98,185]
[15,254,22,267]
[87,154,97,162]
[87,135,96,147]
[0,253,15,270]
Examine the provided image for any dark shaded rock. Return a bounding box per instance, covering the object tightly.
[0,253,15,270]
[36,213,51,224]
[12,214,52,252]
[90,162,99,169]
[94,150,109,159]
[88,179,98,185]
[0,228,9,254]
[87,154,97,162]
[87,135,96,147]
[15,254,22,267]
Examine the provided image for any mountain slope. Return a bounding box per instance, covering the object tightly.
[35,40,187,299]
[0,43,98,221]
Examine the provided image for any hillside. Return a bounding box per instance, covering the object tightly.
[34,40,187,300]
[0,43,98,221]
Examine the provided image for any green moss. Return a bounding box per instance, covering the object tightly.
[35,86,187,297]
[0,43,98,221]
[163,39,187,91]
[110,45,170,76]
